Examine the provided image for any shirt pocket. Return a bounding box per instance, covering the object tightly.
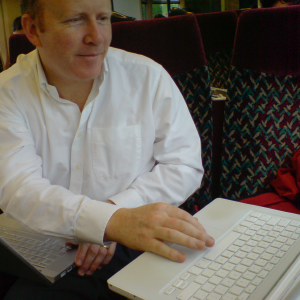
[92,124,141,180]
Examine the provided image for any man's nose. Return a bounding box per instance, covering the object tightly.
[84,20,104,45]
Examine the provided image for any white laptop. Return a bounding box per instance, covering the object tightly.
[108,198,300,300]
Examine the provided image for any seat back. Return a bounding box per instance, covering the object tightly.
[195,11,238,89]
[9,34,35,66]
[220,6,300,200]
[111,15,213,212]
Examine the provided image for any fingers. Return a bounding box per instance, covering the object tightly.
[161,216,215,248]
[75,243,117,276]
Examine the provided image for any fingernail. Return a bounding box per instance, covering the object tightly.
[76,259,82,266]
[196,240,204,249]
[78,269,85,276]
[86,270,93,275]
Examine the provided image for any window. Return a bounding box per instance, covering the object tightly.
[141,0,180,19]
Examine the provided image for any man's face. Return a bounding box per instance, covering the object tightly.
[36,0,112,85]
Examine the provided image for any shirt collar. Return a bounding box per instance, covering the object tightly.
[35,49,109,103]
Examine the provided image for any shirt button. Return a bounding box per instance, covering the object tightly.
[77,133,82,138]
[76,165,80,170]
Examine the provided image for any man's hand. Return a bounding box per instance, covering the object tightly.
[105,202,214,263]
[66,242,117,276]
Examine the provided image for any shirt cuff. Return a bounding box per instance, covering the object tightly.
[75,200,120,245]
[109,188,144,208]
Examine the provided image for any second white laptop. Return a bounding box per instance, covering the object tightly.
[108,198,300,300]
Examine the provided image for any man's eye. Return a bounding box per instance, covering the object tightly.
[67,18,82,23]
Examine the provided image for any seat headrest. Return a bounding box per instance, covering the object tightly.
[111,14,206,76]
[232,6,300,75]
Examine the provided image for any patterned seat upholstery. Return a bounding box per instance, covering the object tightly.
[111,15,213,213]
[220,6,300,201]
[195,11,238,89]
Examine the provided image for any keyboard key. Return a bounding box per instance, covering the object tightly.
[222,294,237,300]
[250,212,262,218]
[260,253,272,261]
[277,219,290,227]
[237,292,250,300]
[262,236,274,243]
[244,230,256,236]
[215,256,228,264]
[201,282,215,293]
[265,247,278,255]
[245,240,258,247]
[291,233,299,240]
[281,231,292,238]
[229,257,242,265]
[209,262,222,271]
[240,221,252,228]
[214,285,228,295]
[266,217,280,226]
[222,251,234,258]
[281,245,290,252]
[204,232,240,261]
[234,226,247,234]
[286,239,295,246]
[179,281,189,289]
[252,277,263,286]
[240,258,253,267]
[216,269,229,278]
[202,269,215,278]
[256,230,268,236]
[244,284,256,293]
[236,278,250,288]
[239,235,251,241]
[228,245,239,253]
[258,270,269,279]
[188,267,202,275]
[194,289,208,300]
[252,247,264,254]
[275,251,285,258]
[246,217,257,222]
[264,263,274,271]
[271,241,283,249]
[257,241,270,248]
[234,240,245,247]
[208,275,223,285]
[242,271,256,280]
[196,259,211,269]
[249,224,260,231]
[235,251,247,259]
[255,220,265,226]
[222,263,235,271]
[286,226,297,232]
[268,231,280,238]
[195,275,208,285]
[260,214,271,221]
[240,245,253,253]
[275,236,287,243]
[246,253,259,260]
[176,282,201,300]
[254,259,268,267]
[270,257,280,264]
[248,265,262,274]
[252,235,263,241]
[290,221,300,227]
[173,279,183,287]
[234,265,247,273]
[206,292,221,300]
[221,278,235,287]
[228,271,241,280]
[273,226,284,232]
[181,273,191,280]
[229,285,244,295]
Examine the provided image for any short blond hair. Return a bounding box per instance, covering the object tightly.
[20,0,45,31]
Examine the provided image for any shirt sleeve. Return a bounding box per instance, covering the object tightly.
[0,96,119,245]
[109,67,204,209]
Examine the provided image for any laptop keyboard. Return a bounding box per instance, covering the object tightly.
[164,211,300,300]
[0,226,71,271]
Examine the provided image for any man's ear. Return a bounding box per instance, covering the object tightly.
[22,14,42,47]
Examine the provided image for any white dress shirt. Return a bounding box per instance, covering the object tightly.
[0,47,203,245]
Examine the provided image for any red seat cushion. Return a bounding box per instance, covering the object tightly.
[240,192,300,214]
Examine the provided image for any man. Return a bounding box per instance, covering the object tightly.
[0,0,214,299]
